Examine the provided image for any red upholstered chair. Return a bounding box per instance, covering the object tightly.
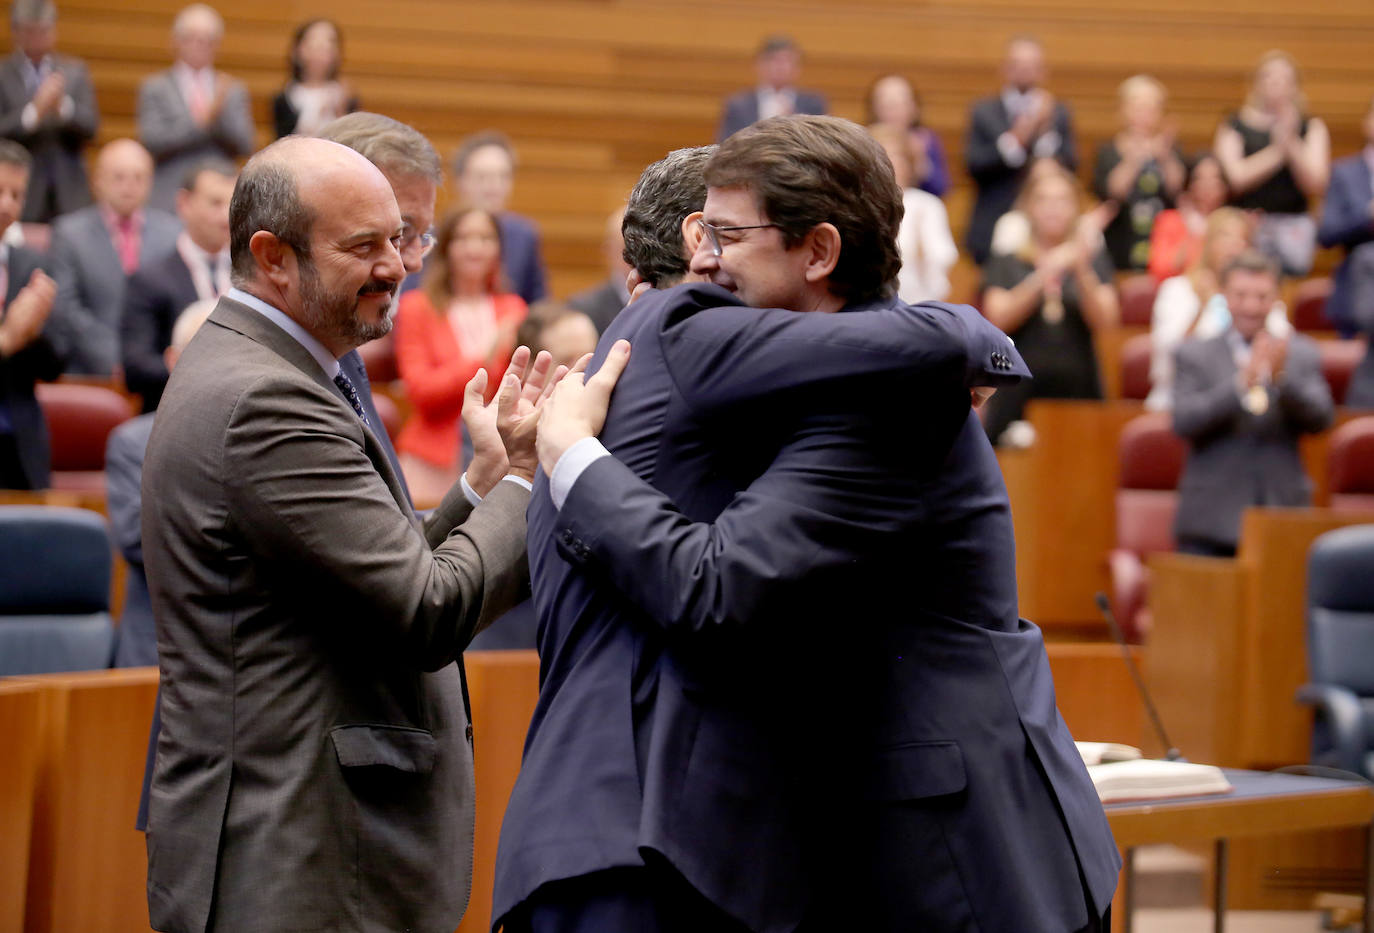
[1109,413,1188,642]
[1292,278,1334,332]
[1317,338,1366,406]
[371,391,403,444]
[1118,274,1159,327]
[357,333,399,385]
[35,382,134,494]
[1119,333,1153,402]
[1328,416,1374,514]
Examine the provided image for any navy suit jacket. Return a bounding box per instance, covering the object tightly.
[494,284,1117,932]
[1,246,61,489]
[119,250,200,412]
[1317,154,1374,336]
[716,88,828,142]
[497,212,548,305]
[964,95,1077,264]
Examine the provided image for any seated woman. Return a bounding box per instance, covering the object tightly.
[1093,75,1185,271]
[1147,153,1230,281]
[865,73,950,197]
[1214,50,1330,276]
[869,124,958,302]
[980,163,1119,445]
[272,19,359,138]
[395,208,528,505]
[1147,207,1290,410]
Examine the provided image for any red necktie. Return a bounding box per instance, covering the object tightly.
[117,217,139,274]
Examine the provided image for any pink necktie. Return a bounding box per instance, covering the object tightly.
[116,217,139,274]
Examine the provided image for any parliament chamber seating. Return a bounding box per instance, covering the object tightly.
[1292,277,1335,332]
[1328,416,1374,513]
[0,506,114,676]
[1297,524,1374,781]
[35,381,133,494]
[1317,338,1366,406]
[1108,412,1186,642]
[1118,333,1153,402]
[1117,274,1158,328]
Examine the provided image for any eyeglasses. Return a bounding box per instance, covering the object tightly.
[399,223,436,257]
[696,218,780,257]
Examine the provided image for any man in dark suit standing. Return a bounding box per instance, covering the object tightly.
[964,35,1078,264]
[1317,94,1374,405]
[496,118,1117,932]
[452,131,548,304]
[1173,249,1334,556]
[0,141,60,489]
[0,0,98,222]
[716,35,826,142]
[49,139,181,376]
[120,158,233,411]
[142,136,546,933]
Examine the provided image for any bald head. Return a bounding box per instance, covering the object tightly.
[94,138,154,217]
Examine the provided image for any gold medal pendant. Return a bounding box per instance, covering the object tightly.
[1244,384,1270,416]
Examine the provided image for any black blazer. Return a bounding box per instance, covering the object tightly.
[119,249,200,412]
[0,51,98,222]
[1,245,61,488]
[494,285,1119,933]
[716,87,827,141]
[963,94,1077,264]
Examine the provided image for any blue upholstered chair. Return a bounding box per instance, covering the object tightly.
[0,506,114,675]
[1296,524,1374,780]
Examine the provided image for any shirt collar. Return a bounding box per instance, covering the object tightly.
[100,203,143,231]
[227,287,340,379]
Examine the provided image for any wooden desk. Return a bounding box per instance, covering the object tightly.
[1107,770,1374,933]
[0,681,42,932]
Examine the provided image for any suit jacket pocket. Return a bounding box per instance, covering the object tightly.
[329,724,437,774]
[870,740,966,801]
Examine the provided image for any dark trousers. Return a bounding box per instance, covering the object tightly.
[0,433,32,489]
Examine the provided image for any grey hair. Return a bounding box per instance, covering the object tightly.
[172,3,223,40]
[0,139,33,171]
[621,146,715,288]
[229,144,314,284]
[10,0,55,27]
[318,111,441,184]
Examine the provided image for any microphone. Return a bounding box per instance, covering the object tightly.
[1094,592,1183,762]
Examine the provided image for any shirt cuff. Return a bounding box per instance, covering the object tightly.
[20,103,37,133]
[502,474,533,493]
[58,95,74,121]
[1032,130,1062,160]
[550,436,610,511]
[996,131,1027,168]
[460,472,482,506]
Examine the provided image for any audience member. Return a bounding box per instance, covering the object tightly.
[0,141,59,489]
[716,34,826,142]
[451,131,547,304]
[0,0,96,222]
[395,207,528,504]
[1148,153,1230,281]
[272,18,357,139]
[120,159,234,411]
[107,299,213,669]
[566,207,631,334]
[980,162,1118,445]
[1317,94,1374,391]
[138,3,254,212]
[1215,51,1330,276]
[865,73,950,197]
[869,123,957,301]
[1172,250,1333,556]
[965,35,1077,265]
[1093,75,1185,271]
[49,139,180,376]
[1147,207,1291,410]
[514,301,597,370]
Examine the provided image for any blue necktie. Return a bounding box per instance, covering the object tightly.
[333,370,371,427]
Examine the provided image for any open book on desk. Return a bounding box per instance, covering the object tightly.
[1075,742,1234,803]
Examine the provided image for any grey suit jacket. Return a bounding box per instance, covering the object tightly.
[141,296,530,932]
[1172,332,1333,549]
[49,206,181,375]
[0,51,98,222]
[107,413,158,667]
[137,70,255,212]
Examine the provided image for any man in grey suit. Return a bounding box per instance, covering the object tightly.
[49,139,181,375]
[141,136,545,932]
[138,3,254,212]
[1173,249,1334,557]
[0,0,98,222]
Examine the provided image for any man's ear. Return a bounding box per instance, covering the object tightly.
[248,230,292,290]
[680,210,705,258]
[802,222,841,285]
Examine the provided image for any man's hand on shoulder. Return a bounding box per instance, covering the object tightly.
[536,339,631,477]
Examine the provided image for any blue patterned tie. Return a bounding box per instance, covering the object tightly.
[333,370,371,427]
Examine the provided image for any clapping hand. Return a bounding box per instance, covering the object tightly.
[462,346,567,492]
[0,269,56,358]
[536,339,631,477]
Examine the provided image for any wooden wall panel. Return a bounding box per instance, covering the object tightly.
[0,682,43,933]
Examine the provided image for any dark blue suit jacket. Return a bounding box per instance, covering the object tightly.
[1,246,61,489]
[716,89,827,142]
[498,212,548,305]
[1317,154,1374,335]
[494,285,1117,931]
[119,249,200,412]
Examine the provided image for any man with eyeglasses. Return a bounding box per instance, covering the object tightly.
[495,116,1116,933]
